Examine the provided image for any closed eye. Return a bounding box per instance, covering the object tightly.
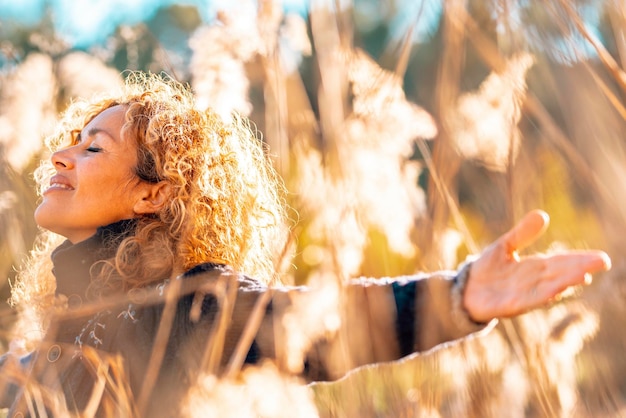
[86,146,102,153]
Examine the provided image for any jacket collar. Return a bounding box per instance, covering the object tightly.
[51,219,137,299]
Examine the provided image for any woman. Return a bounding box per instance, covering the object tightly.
[0,73,610,417]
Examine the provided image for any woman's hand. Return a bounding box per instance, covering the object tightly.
[463,209,611,323]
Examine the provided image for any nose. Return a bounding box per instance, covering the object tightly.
[51,147,74,170]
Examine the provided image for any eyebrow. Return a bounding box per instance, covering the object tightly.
[83,127,117,142]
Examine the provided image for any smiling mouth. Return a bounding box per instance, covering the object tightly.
[46,182,74,192]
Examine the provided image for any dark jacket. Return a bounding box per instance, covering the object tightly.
[0,221,492,417]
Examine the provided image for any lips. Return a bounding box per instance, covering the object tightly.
[45,175,74,193]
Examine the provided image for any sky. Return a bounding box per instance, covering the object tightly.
[0,0,444,49]
[0,0,311,48]
[0,0,601,65]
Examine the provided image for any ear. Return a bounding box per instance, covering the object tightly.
[133,181,172,215]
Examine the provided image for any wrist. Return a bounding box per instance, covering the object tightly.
[451,256,485,325]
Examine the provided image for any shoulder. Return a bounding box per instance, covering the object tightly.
[182,262,267,292]
[183,262,231,277]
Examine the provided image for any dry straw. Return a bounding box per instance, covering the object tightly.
[2,0,626,417]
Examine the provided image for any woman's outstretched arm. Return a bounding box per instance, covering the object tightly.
[244,210,611,381]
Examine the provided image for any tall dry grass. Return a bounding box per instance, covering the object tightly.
[2,0,626,416]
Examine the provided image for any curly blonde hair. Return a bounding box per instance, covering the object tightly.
[11,72,288,315]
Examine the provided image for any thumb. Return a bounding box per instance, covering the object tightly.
[500,210,550,254]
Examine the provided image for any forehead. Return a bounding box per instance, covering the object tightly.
[83,105,127,137]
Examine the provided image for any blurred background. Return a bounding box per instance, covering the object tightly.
[2,0,626,416]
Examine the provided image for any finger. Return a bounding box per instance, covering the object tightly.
[537,250,612,274]
[515,251,610,302]
[510,254,606,316]
[517,251,611,287]
[500,210,550,253]
[537,270,592,303]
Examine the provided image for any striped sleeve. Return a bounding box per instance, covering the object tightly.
[244,265,496,382]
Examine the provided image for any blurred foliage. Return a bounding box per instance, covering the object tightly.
[2,0,626,416]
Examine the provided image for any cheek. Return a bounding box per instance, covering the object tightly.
[115,174,143,197]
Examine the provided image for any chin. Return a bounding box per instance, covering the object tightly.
[34,206,60,235]
[33,206,46,228]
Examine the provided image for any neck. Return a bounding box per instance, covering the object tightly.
[51,219,136,301]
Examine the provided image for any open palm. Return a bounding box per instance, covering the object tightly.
[463,210,611,323]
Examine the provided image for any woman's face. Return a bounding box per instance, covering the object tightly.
[35,105,155,243]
